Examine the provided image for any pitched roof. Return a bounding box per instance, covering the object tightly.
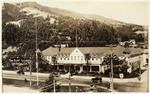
[130,48,143,56]
[104,46,125,56]
[42,46,59,56]
[42,46,144,57]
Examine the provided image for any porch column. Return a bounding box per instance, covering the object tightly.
[90,66,92,72]
[79,65,83,73]
[63,65,65,71]
[74,65,76,70]
[98,65,101,73]
[57,65,59,70]
[101,65,105,73]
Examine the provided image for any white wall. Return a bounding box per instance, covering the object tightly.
[69,48,86,64]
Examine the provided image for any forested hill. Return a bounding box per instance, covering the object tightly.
[2,2,146,51]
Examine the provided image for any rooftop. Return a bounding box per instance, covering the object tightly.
[42,46,144,57]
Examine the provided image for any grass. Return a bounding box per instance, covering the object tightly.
[3,78,44,90]
[61,86,109,92]
[113,82,142,92]
[3,78,109,92]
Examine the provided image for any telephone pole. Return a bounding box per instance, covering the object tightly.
[30,60,32,86]
[76,30,77,47]
[53,75,56,92]
[139,48,141,81]
[69,65,71,92]
[110,44,114,92]
[36,18,39,86]
[52,56,56,92]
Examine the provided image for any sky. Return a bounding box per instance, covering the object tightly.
[2,0,149,25]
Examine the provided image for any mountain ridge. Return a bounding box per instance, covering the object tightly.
[5,2,129,26]
[3,1,148,28]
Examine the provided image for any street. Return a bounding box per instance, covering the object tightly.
[2,69,148,92]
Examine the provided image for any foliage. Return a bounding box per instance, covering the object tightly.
[2,3,145,49]
[102,54,129,77]
[85,53,91,73]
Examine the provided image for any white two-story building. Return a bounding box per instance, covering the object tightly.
[42,46,147,74]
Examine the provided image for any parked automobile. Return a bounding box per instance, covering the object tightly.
[17,70,25,75]
[71,71,78,76]
[91,77,102,83]
[53,72,61,77]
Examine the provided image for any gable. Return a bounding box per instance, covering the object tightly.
[69,48,86,64]
[70,48,84,57]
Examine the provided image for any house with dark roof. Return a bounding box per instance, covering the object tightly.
[42,46,147,73]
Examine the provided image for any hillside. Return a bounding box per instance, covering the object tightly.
[3,2,128,26]
[2,2,146,50]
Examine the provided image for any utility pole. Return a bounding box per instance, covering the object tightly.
[110,44,114,92]
[52,56,56,92]
[139,48,141,81]
[69,65,71,92]
[30,60,32,86]
[36,18,39,86]
[2,70,4,92]
[76,30,77,47]
[53,75,56,92]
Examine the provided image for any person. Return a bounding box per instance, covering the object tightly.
[76,87,79,92]
[119,73,124,79]
[107,82,110,89]
[100,76,102,83]
[24,78,28,82]
[90,85,94,90]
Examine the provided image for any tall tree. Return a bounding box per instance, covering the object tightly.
[85,53,91,74]
[102,54,129,76]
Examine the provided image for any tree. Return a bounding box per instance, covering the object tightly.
[52,55,57,71]
[37,52,50,72]
[2,24,23,47]
[135,34,144,42]
[102,53,129,77]
[85,53,91,74]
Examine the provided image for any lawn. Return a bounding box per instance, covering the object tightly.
[3,78,109,92]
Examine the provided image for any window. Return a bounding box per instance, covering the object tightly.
[71,56,73,60]
[81,56,83,61]
[68,58,69,60]
[74,56,76,60]
[78,56,80,60]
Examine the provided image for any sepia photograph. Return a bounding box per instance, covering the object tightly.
[1,0,149,93]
